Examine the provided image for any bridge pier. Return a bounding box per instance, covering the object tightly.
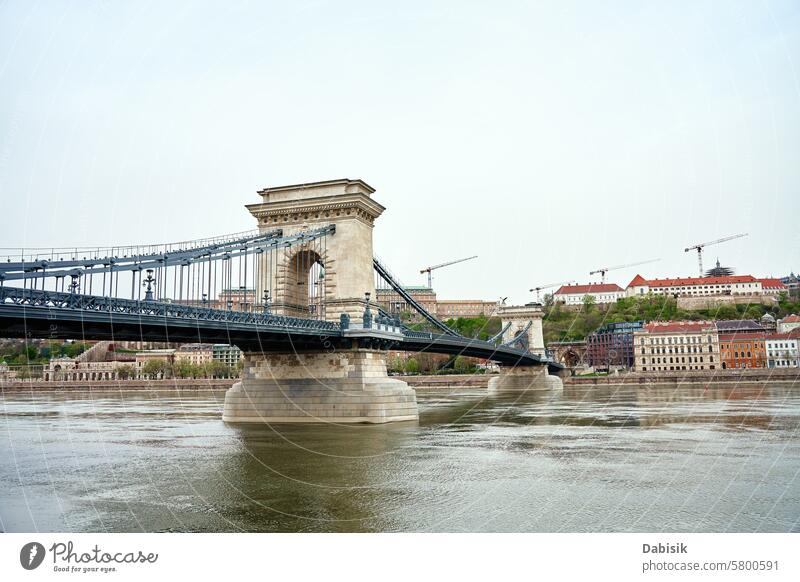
[488,366,564,392]
[222,348,418,424]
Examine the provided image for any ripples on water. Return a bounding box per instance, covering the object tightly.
[1,383,799,532]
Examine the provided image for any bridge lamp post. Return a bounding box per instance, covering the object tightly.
[363,292,372,328]
[262,290,271,315]
[239,285,247,312]
[142,269,156,301]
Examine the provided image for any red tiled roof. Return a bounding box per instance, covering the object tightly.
[629,275,758,288]
[718,332,766,341]
[766,333,800,340]
[759,278,788,289]
[627,274,648,287]
[781,314,800,323]
[554,283,623,295]
[643,321,715,333]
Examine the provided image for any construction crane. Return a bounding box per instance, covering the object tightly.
[420,255,477,288]
[529,280,576,302]
[685,233,748,277]
[589,258,660,283]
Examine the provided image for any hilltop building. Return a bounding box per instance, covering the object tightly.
[625,274,785,298]
[376,286,438,317]
[781,273,799,299]
[705,259,734,277]
[375,287,496,320]
[553,283,625,306]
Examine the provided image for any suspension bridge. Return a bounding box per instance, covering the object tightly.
[0,179,563,423]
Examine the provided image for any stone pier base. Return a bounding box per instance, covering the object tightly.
[222,349,418,424]
[488,366,564,392]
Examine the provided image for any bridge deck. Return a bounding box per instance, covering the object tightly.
[0,287,561,371]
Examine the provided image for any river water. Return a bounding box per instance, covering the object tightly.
[1,384,799,532]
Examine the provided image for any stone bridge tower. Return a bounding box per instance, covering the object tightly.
[496,303,546,357]
[224,179,419,424]
[246,179,383,322]
[489,302,563,392]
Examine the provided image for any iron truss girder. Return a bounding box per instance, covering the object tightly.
[0,226,335,282]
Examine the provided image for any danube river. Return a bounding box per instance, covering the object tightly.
[1,384,799,532]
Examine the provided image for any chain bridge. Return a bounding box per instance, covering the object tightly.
[0,179,563,423]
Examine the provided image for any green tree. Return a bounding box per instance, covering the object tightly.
[454,355,472,374]
[387,357,406,374]
[141,359,167,379]
[173,360,195,379]
[404,358,420,375]
[204,360,233,378]
[116,364,135,380]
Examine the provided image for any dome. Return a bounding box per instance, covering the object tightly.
[761,313,775,322]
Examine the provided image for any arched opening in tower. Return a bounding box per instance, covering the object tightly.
[284,249,326,318]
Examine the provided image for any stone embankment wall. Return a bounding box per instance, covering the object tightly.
[0,378,236,392]
[676,295,777,310]
[398,374,492,388]
[566,369,800,386]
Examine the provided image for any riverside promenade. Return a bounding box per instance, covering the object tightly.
[0,378,236,392]
[2,369,798,392]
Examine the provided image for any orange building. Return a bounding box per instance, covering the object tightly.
[719,332,767,370]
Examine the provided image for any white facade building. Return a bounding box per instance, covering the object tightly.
[625,274,773,297]
[553,283,625,306]
[766,334,799,368]
[777,314,800,334]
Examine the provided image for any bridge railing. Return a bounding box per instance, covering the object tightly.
[0,228,265,264]
[0,287,340,333]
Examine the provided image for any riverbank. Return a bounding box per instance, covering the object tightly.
[565,369,800,386]
[0,378,235,392]
[2,369,798,392]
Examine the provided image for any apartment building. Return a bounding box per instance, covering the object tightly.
[633,321,720,372]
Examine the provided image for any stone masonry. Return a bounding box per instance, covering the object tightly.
[224,179,417,424]
[222,349,418,423]
[489,302,562,391]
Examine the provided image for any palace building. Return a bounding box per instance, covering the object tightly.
[552,283,626,306]
[633,321,720,372]
[625,274,786,298]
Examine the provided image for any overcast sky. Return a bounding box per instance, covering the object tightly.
[1,0,798,304]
